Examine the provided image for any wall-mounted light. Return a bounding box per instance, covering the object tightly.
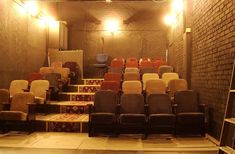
[104,18,120,34]
[105,0,112,3]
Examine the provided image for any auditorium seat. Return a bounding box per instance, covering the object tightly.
[119,94,147,137]
[126,57,138,63]
[125,67,139,73]
[168,79,188,98]
[27,72,43,85]
[123,72,140,81]
[0,89,10,111]
[145,79,166,95]
[44,73,62,100]
[174,90,205,136]
[162,73,179,86]
[9,80,29,97]
[0,92,35,133]
[125,61,138,68]
[152,58,166,70]
[104,72,122,83]
[158,65,173,78]
[30,80,49,104]
[147,94,175,134]
[89,90,119,137]
[122,81,142,94]
[110,59,125,68]
[139,57,151,64]
[39,67,53,76]
[139,60,153,68]
[54,67,70,84]
[140,67,156,75]
[100,81,120,92]
[142,73,159,90]
[51,61,63,69]
[63,61,81,84]
[108,67,123,74]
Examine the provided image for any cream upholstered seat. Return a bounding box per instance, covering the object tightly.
[39,67,54,76]
[125,67,139,73]
[162,73,179,86]
[158,65,173,78]
[122,81,142,94]
[9,80,29,97]
[142,73,159,90]
[30,80,49,104]
[145,79,166,95]
[168,79,188,98]
[51,61,63,69]
[123,72,140,81]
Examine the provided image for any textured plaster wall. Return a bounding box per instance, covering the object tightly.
[0,0,47,88]
[57,2,169,78]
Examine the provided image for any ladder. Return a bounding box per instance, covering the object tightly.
[218,59,235,154]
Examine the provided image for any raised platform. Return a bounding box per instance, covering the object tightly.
[83,78,103,85]
[59,92,95,101]
[65,85,100,92]
[36,114,88,132]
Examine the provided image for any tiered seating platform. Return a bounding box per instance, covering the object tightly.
[34,79,101,133]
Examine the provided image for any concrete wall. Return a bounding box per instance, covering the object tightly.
[0,0,47,88]
[57,2,169,78]
[168,0,235,139]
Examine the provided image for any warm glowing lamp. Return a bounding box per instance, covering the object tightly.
[171,0,183,13]
[24,1,39,17]
[40,15,58,27]
[104,19,119,33]
[164,14,177,26]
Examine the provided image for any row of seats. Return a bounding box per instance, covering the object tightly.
[89,90,206,137]
[5,80,49,103]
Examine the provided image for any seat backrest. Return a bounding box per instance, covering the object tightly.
[11,92,35,113]
[158,65,173,77]
[152,58,166,70]
[100,81,120,92]
[126,57,138,63]
[27,72,43,85]
[0,89,9,111]
[147,94,172,114]
[9,80,29,96]
[125,61,138,68]
[44,73,62,87]
[174,90,199,113]
[104,72,122,82]
[122,81,142,94]
[140,68,156,75]
[123,72,140,81]
[51,61,63,69]
[162,73,179,86]
[142,73,159,90]
[125,67,139,73]
[39,67,54,75]
[145,79,166,95]
[108,67,123,74]
[110,60,124,68]
[54,67,70,80]
[94,90,118,113]
[139,57,151,64]
[30,80,49,99]
[120,94,145,114]
[139,61,153,68]
[168,79,188,97]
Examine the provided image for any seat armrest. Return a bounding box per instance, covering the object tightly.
[199,103,208,113]
[116,104,121,115]
[172,103,178,114]
[144,104,149,115]
[87,104,93,114]
[27,103,36,114]
[1,102,10,110]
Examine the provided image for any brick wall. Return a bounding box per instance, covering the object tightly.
[191,0,235,139]
[0,0,47,88]
[169,0,235,139]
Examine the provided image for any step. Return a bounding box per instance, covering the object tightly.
[59,92,95,101]
[36,113,88,132]
[83,78,103,85]
[65,85,100,92]
[47,101,93,114]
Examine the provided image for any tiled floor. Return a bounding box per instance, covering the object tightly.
[0,132,218,154]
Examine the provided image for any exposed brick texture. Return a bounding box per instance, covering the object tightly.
[169,0,235,139]
[0,0,47,88]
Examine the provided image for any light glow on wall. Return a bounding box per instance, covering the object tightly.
[104,18,120,33]
[171,0,183,13]
[24,1,39,17]
[164,14,176,26]
[39,15,58,28]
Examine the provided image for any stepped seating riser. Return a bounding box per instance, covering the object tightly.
[64,85,100,93]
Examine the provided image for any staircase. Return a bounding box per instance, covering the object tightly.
[35,78,103,133]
